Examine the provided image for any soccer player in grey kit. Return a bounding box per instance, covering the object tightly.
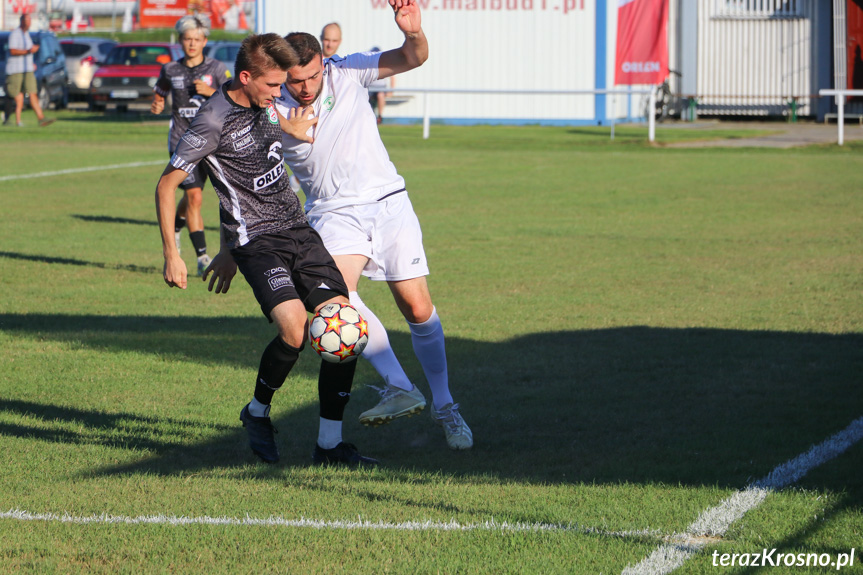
[155,33,378,466]
[152,15,232,276]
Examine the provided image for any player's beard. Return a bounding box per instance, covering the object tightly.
[297,82,323,107]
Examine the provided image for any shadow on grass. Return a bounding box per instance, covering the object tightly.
[0,313,861,491]
[0,251,160,274]
[54,111,165,124]
[71,214,221,233]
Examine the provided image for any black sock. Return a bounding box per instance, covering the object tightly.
[318,360,357,421]
[254,337,301,406]
[189,230,207,257]
[174,215,186,233]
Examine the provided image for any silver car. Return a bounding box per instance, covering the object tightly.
[59,37,116,98]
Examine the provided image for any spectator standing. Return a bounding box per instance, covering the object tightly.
[367,46,393,124]
[320,22,342,60]
[4,14,54,128]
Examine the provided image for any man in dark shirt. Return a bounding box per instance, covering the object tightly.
[154,33,377,467]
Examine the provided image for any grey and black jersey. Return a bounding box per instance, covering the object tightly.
[171,86,306,249]
[154,57,231,153]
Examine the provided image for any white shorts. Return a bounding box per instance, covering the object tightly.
[308,192,429,282]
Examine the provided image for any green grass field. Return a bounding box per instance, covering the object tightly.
[1,113,861,573]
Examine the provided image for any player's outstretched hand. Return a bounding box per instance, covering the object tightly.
[150,98,164,115]
[390,0,422,35]
[163,256,188,290]
[277,106,317,143]
[202,251,237,294]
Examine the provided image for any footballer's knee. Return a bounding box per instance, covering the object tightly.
[185,188,203,210]
[400,300,434,324]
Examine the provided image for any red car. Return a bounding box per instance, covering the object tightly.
[88,42,182,112]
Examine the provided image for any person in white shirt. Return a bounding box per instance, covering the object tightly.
[4,14,54,128]
[276,0,472,450]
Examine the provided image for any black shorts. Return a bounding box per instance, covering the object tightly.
[180,163,208,191]
[230,225,349,320]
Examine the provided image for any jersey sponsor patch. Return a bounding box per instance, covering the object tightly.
[265,267,294,292]
[200,74,213,86]
[253,162,285,191]
[266,104,279,125]
[171,76,185,89]
[233,134,255,151]
[179,107,199,119]
[267,142,282,162]
[181,129,208,150]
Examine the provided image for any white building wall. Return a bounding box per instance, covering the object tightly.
[257,0,602,123]
[696,0,815,116]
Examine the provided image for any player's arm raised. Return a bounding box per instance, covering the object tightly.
[378,0,428,80]
[155,166,192,289]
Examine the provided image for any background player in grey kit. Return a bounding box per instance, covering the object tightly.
[152,15,231,276]
[277,0,472,450]
[155,33,378,466]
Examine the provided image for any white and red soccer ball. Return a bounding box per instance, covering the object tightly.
[309,302,369,363]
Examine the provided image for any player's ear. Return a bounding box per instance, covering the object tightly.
[238,70,251,86]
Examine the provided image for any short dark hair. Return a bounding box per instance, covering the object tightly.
[235,33,298,79]
[285,32,322,68]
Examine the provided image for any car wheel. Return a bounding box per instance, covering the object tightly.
[38,85,50,111]
[58,86,69,110]
[88,99,106,112]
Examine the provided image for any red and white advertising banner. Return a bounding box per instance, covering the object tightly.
[614,0,668,85]
[139,0,250,30]
[140,0,187,29]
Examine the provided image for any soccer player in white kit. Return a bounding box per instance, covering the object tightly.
[276,0,472,450]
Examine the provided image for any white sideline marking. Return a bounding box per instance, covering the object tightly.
[0,160,164,182]
[622,416,863,575]
[0,508,659,539]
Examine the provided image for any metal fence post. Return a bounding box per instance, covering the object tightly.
[648,87,656,142]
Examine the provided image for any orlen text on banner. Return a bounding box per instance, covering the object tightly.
[614,0,669,85]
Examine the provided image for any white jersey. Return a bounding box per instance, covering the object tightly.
[275,52,406,217]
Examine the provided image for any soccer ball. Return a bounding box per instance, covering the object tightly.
[309,302,369,363]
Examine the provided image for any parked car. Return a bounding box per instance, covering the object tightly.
[59,36,116,99]
[204,40,240,73]
[0,30,69,112]
[88,42,181,112]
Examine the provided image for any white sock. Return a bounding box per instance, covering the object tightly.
[349,291,413,392]
[248,397,270,418]
[317,417,342,449]
[408,307,454,409]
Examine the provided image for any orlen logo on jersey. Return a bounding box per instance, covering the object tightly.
[253,162,284,191]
